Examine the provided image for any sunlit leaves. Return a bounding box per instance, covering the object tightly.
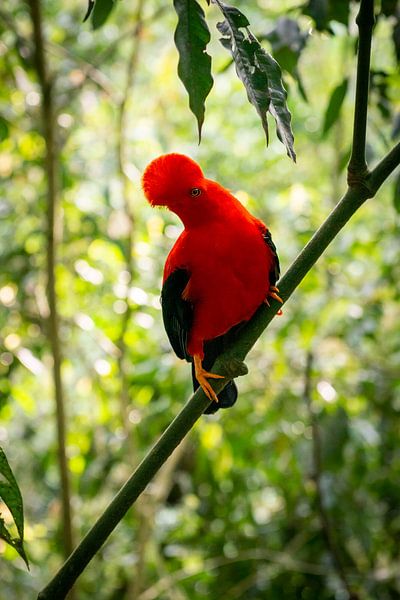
[173,0,214,142]
[322,78,348,137]
[2,1,400,597]
[0,447,28,568]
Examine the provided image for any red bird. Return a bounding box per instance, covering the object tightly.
[142,153,281,413]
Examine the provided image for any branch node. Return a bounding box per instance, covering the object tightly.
[346,165,373,196]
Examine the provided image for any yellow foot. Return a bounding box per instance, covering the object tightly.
[194,354,224,403]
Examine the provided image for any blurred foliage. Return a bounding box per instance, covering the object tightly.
[0,0,400,599]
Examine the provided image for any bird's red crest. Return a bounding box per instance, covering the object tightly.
[142,153,204,207]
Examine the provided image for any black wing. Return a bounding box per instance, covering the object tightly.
[263,228,280,286]
[161,268,239,414]
[161,268,193,361]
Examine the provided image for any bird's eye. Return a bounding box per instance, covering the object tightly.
[190,187,202,197]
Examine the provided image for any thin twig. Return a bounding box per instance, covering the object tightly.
[27,0,75,570]
[303,352,360,600]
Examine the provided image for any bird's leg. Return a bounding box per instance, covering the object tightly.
[193,354,224,403]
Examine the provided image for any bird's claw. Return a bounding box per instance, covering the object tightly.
[264,285,283,306]
[194,355,224,403]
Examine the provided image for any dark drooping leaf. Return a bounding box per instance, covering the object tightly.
[83,0,95,22]
[0,447,29,568]
[214,0,296,160]
[173,0,214,142]
[214,0,270,144]
[250,32,296,162]
[91,0,115,30]
[322,77,348,137]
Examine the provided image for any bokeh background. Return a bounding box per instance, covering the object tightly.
[1,0,400,598]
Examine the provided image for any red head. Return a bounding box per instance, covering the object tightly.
[142,153,204,206]
[142,153,244,229]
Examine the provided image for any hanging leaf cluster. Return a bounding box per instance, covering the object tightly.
[83,0,296,160]
[174,0,296,159]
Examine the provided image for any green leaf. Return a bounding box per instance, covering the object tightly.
[0,447,29,568]
[322,78,348,137]
[173,0,214,142]
[250,34,296,162]
[215,1,270,144]
[91,0,115,30]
